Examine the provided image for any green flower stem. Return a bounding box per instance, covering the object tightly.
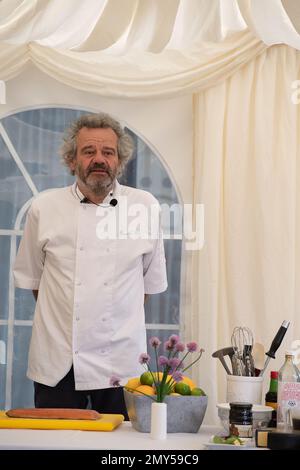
[182,350,204,373]
[175,351,190,371]
[147,367,158,388]
[154,346,159,380]
[143,364,159,392]
[152,346,161,397]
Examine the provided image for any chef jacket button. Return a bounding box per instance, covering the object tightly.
[104,282,108,286]
[79,246,84,251]
[102,317,106,322]
[75,350,79,355]
[76,317,80,321]
[76,281,81,286]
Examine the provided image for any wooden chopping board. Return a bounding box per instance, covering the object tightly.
[0,411,124,431]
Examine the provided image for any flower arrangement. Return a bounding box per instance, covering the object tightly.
[110,334,204,403]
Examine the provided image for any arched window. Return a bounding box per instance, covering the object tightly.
[0,107,182,408]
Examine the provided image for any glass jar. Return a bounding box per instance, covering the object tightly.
[229,402,253,438]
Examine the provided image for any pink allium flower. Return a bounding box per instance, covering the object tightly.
[175,342,185,352]
[120,335,205,403]
[172,371,183,382]
[187,341,198,352]
[169,335,180,345]
[139,353,150,364]
[164,340,174,351]
[149,336,161,347]
[168,357,181,369]
[158,355,169,367]
[109,375,121,387]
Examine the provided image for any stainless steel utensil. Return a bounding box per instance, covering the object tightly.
[231,326,254,376]
[212,347,235,375]
[243,344,255,376]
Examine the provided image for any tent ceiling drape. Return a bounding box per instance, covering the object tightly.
[1,0,300,97]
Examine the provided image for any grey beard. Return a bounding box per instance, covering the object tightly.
[76,165,115,195]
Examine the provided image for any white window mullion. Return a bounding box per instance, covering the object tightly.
[0,123,38,197]
[146,323,179,330]
[5,233,17,409]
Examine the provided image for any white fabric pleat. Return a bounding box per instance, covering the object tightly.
[191,45,300,423]
[1,0,300,97]
[4,0,300,97]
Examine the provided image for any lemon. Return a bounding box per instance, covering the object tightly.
[140,371,154,386]
[135,385,155,396]
[153,372,164,381]
[191,387,206,396]
[124,377,141,391]
[174,382,191,395]
[170,392,181,396]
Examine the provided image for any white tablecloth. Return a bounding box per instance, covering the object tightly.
[0,423,220,450]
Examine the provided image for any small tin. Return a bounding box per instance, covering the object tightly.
[229,402,253,438]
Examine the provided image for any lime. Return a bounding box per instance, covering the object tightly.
[174,382,191,395]
[191,387,206,396]
[140,371,154,386]
[153,381,172,396]
[181,376,196,390]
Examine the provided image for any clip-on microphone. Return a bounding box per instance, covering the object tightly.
[80,196,118,207]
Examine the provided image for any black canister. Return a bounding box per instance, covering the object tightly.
[229,402,253,438]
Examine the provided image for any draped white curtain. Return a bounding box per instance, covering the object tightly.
[190,44,300,422]
[1,0,300,423]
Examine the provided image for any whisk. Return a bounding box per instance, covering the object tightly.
[231,326,254,376]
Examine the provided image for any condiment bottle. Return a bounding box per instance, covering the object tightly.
[277,350,300,430]
[265,371,278,427]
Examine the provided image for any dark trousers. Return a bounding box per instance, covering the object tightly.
[34,367,129,420]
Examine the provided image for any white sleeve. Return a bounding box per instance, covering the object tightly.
[143,208,168,295]
[13,202,45,290]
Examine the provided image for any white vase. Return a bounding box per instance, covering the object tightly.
[150,401,167,439]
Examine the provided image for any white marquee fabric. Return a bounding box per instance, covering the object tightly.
[189,45,300,417]
[1,0,300,423]
[0,0,300,97]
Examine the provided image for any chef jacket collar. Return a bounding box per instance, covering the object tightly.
[72,179,121,205]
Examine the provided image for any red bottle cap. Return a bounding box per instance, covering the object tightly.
[271,371,278,379]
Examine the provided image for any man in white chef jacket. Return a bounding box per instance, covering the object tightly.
[13,113,168,418]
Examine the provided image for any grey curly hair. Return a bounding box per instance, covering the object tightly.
[60,113,134,176]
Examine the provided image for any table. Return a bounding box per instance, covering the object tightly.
[0,423,219,450]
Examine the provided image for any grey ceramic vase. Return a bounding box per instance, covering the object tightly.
[123,389,208,433]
